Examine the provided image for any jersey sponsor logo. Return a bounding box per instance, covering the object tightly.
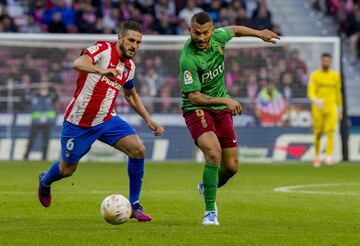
[202,62,224,83]
[87,44,100,54]
[184,70,193,84]
[100,76,122,90]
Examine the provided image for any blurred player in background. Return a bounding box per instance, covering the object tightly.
[308,53,343,167]
[24,76,58,161]
[37,21,164,221]
[179,12,279,225]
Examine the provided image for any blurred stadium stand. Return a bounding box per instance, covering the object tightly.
[265,0,359,118]
[0,0,280,35]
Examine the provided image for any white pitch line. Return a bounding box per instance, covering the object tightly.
[0,191,36,194]
[92,190,270,194]
[0,190,270,195]
[274,183,360,196]
[2,184,359,196]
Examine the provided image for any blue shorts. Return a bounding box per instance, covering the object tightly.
[61,116,136,164]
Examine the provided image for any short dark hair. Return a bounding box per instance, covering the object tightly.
[191,12,212,25]
[121,21,143,34]
[322,52,332,58]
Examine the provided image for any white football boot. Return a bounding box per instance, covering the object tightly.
[202,211,219,225]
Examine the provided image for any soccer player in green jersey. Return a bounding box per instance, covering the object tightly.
[179,12,279,225]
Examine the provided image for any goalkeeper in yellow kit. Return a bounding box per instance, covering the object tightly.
[307,53,343,167]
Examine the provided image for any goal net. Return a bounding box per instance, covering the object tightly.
[0,34,340,162]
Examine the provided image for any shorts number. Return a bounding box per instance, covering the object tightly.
[195,109,205,119]
[66,138,75,150]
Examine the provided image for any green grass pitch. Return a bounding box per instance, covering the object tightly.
[0,161,359,246]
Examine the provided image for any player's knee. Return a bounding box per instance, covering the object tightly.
[224,159,239,175]
[61,166,76,177]
[60,161,77,177]
[128,144,146,158]
[205,149,221,164]
[231,159,239,174]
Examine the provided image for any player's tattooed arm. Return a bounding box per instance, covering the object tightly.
[73,54,118,76]
[188,91,242,115]
[225,26,279,44]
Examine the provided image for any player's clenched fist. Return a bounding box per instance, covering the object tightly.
[224,98,242,115]
[258,29,280,44]
[147,120,164,136]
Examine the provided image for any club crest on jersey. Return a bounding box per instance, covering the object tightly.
[184,71,193,84]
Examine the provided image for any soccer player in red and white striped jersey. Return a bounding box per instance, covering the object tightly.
[38,21,164,222]
[64,38,136,127]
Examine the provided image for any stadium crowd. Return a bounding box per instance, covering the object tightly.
[0,0,281,35]
[312,0,360,61]
[0,0,311,126]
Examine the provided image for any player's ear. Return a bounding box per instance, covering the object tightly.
[118,33,122,42]
[188,26,191,34]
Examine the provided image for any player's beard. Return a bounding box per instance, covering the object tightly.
[120,42,135,59]
[196,40,210,50]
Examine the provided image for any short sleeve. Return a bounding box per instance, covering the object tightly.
[83,41,109,64]
[127,60,136,81]
[213,28,233,45]
[179,56,201,93]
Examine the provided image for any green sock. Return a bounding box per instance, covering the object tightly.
[218,168,235,188]
[203,163,219,211]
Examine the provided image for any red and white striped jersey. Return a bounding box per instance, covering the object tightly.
[64,41,135,127]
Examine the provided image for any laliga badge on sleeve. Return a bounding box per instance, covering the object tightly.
[87,45,100,54]
[184,70,193,84]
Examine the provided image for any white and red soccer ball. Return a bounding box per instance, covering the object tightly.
[100,194,132,225]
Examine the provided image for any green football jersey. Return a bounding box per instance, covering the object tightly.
[179,27,233,112]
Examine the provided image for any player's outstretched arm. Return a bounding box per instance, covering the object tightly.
[225,26,280,44]
[73,54,119,77]
[124,88,164,136]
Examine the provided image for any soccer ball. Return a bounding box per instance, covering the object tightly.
[100,194,132,225]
